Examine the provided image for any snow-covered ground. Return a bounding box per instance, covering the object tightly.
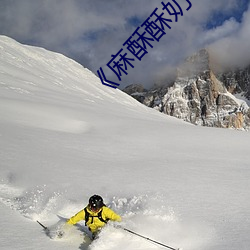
[0,36,249,250]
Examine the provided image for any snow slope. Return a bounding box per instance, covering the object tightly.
[0,35,250,250]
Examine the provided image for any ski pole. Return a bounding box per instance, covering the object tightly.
[37,220,48,231]
[122,227,180,250]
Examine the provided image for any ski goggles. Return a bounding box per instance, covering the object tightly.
[89,205,101,212]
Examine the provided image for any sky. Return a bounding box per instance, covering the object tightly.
[0,0,249,89]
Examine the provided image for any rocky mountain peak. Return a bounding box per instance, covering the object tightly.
[123,49,250,130]
[177,48,210,78]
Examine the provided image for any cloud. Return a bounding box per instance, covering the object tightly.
[200,18,240,45]
[0,0,249,88]
[209,3,250,69]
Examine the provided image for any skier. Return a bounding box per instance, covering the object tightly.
[66,194,121,239]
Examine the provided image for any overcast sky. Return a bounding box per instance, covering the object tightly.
[0,0,249,89]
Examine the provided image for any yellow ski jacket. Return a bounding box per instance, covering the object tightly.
[67,206,121,233]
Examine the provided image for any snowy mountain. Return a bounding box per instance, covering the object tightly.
[0,36,250,250]
[124,49,250,130]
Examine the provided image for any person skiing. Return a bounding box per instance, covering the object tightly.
[66,194,121,239]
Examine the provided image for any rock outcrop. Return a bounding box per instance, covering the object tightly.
[218,66,250,100]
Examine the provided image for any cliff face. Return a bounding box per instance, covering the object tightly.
[218,66,250,99]
[123,49,250,130]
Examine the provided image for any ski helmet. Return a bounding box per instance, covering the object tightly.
[89,195,104,210]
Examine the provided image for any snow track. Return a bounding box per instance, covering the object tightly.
[0,183,66,222]
[0,181,211,250]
